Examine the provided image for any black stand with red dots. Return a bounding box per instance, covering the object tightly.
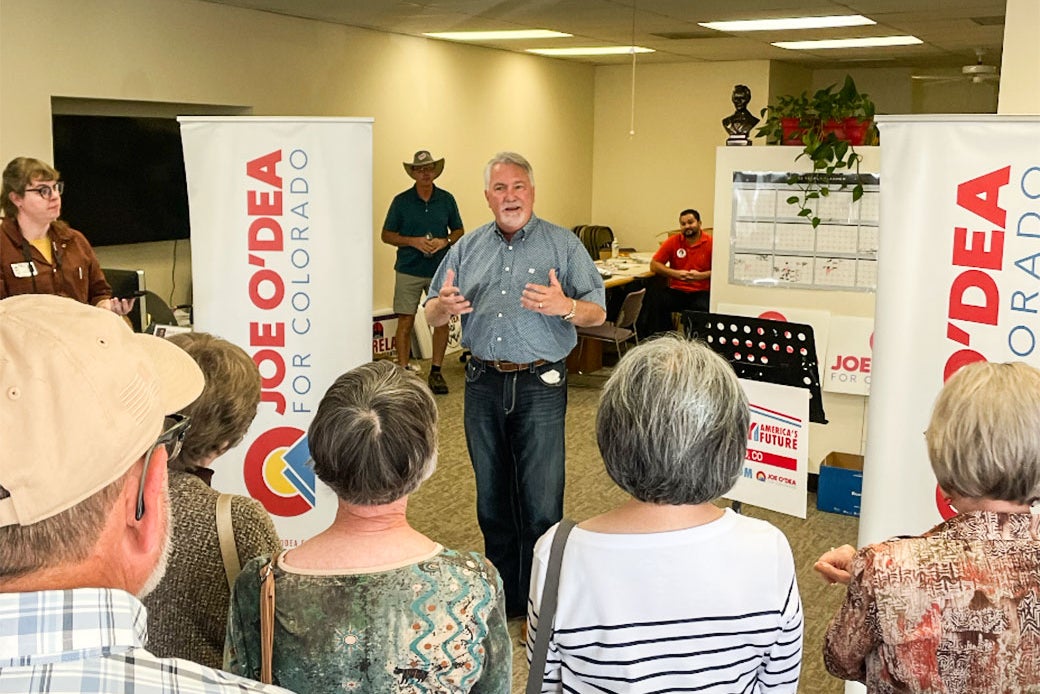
[680,310,827,425]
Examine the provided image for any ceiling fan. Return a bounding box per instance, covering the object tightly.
[912,49,1000,85]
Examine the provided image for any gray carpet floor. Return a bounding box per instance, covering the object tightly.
[406,354,859,694]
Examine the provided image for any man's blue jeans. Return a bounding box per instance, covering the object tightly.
[464,357,567,616]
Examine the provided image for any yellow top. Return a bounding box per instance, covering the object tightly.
[29,236,53,264]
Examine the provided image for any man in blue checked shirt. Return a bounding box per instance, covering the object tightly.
[426,152,606,618]
[0,295,292,694]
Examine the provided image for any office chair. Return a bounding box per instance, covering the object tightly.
[576,288,646,357]
[572,224,614,260]
[141,291,179,332]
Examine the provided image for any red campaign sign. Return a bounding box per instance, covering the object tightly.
[747,447,798,471]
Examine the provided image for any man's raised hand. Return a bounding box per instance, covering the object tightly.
[437,269,472,316]
[521,268,567,315]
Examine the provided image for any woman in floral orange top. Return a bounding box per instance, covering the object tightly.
[815,361,1040,693]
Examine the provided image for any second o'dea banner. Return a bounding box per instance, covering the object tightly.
[862,115,1040,546]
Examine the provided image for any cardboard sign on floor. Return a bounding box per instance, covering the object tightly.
[727,378,809,518]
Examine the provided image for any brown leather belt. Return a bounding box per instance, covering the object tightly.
[472,356,549,373]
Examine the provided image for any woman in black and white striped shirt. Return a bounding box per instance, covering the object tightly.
[527,335,802,693]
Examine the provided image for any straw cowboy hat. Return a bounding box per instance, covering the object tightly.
[403,150,445,180]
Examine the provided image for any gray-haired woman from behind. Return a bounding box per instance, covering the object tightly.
[526,335,802,693]
[225,360,511,692]
[816,361,1040,692]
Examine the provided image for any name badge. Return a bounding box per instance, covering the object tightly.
[11,261,37,278]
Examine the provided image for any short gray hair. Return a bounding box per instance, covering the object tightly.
[596,335,749,505]
[483,151,535,189]
[0,472,126,579]
[926,361,1040,504]
[308,360,438,505]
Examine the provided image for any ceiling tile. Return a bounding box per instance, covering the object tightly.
[198,0,1008,68]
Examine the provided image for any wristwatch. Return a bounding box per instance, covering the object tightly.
[562,298,577,322]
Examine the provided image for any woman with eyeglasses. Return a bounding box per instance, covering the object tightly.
[1,156,132,314]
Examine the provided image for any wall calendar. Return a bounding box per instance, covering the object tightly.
[730,171,880,292]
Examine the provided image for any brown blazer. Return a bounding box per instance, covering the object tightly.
[0,216,111,305]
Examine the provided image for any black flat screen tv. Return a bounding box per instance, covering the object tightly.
[52,114,190,247]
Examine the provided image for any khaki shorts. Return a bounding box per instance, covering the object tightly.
[393,271,433,315]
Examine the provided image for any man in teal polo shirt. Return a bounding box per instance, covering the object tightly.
[381,150,464,394]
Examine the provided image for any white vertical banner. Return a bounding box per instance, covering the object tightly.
[179,117,373,545]
[863,115,1040,548]
[728,379,809,518]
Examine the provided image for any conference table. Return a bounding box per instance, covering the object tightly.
[597,254,655,288]
[566,254,656,376]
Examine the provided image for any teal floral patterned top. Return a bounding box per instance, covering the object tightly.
[225,546,511,693]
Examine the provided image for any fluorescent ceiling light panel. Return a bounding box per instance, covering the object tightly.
[773,36,922,50]
[424,30,571,41]
[700,15,874,32]
[527,46,654,56]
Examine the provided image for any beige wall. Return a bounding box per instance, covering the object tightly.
[590,61,771,252]
[812,67,915,115]
[811,65,996,117]
[766,62,812,108]
[0,0,595,309]
[999,0,1040,114]
[911,71,999,114]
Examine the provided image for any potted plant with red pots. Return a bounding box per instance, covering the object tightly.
[758,76,877,227]
[756,92,812,145]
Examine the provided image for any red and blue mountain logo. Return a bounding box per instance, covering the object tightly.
[244,427,316,517]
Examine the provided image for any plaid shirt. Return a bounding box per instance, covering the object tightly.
[0,588,292,693]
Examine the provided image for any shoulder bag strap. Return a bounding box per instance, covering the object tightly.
[259,553,281,685]
[215,493,241,593]
[526,517,577,694]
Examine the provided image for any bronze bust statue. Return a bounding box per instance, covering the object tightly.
[723,84,760,145]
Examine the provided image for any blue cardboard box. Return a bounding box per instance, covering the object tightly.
[817,452,864,517]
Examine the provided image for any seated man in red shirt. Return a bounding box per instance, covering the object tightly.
[650,208,712,332]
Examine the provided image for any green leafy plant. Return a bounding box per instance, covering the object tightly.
[755,92,812,144]
[757,76,877,227]
[785,133,864,228]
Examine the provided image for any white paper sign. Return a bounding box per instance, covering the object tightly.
[727,378,809,518]
[717,302,831,367]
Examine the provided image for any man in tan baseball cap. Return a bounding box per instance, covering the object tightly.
[0,295,292,693]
